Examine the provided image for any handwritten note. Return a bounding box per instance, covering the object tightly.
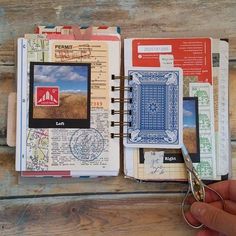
[144,151,165,175]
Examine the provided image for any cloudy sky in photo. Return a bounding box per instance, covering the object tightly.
[183,99,197,128]
[33,64,89,92]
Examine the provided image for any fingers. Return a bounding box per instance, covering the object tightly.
[190,202,236,236]
[209,200,236,215]
[224,200,236,214]
[204,180,236,202]
[184,199,236,230]
[184,180,236,205]
[184,209,201,227]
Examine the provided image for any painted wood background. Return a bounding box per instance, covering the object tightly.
[0,1,236,235]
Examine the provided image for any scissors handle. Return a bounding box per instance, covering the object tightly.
[182,185,204,229]
[181,145,225,228]
[188,167,205,202]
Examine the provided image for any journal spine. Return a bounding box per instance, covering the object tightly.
[110,75,132,138]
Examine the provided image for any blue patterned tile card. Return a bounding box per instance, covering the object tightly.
[124,68,183,148]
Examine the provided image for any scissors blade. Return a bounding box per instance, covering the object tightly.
[181,144,205,202]
[181,144,194,172]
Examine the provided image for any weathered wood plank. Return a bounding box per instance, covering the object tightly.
[0,143,235,197]
[1,1,236,65]
[0,194,194,236]
[0,151,189,197]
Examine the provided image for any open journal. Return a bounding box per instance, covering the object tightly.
[15,26,121,177]
[14,26,230,180]
[123,38,230,181]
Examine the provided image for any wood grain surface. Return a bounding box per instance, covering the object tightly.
[0,194,196,236]
[0,1,236,235]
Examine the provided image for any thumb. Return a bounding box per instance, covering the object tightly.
[191,202,236,236]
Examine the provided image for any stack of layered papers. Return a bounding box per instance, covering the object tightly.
[13,28,230,180]
[15,25,121,177]
[123,38,230,181]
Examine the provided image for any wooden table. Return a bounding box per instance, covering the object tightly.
[0,1,236,235]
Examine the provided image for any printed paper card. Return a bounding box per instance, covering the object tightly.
[29,62,91,129]
[131,38,212,83]
[124,67,183,148]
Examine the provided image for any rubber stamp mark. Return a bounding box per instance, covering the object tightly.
[69,128,104,161]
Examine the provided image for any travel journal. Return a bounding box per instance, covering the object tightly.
[14,27,230,180]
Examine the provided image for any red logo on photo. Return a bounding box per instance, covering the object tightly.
[35,87,59,106]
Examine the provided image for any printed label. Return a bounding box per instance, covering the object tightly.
[35,86,59,106]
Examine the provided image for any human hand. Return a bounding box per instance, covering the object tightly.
[187,180,236,236]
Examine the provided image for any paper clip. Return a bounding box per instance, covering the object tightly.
[181,144,225,229]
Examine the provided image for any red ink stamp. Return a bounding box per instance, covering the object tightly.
[35,86,59,106]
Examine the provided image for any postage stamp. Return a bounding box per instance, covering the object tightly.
[189,83,211,107]
[199,133,212,155]
[198,109,211,131]
[195,159,213,179]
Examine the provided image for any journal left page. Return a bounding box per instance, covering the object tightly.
[16,31,121,176]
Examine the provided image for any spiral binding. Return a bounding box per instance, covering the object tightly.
[111,86,132,92]
[110,74,132,138]
[111,74,133,80]
[111,121,131,127]
[111,109,132,115]
[111,98,132,103]
[110,133,131,138]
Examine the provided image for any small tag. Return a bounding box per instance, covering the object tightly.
[144,151,165,175]
[159,54,174,67]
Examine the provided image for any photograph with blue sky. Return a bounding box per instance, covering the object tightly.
[32,63,90,121]
[183,99,196,128]
[34,64,89,93]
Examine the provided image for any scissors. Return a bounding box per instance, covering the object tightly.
[181,144,225,229]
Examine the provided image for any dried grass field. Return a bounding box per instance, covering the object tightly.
[183,127,197,153]
[33,93,88,119]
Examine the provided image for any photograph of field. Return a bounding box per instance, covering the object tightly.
[33,92,87,119]
[182,98,198,154]
[31,63,90,120]
[160,98,198,154]
[183,127,197,153]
